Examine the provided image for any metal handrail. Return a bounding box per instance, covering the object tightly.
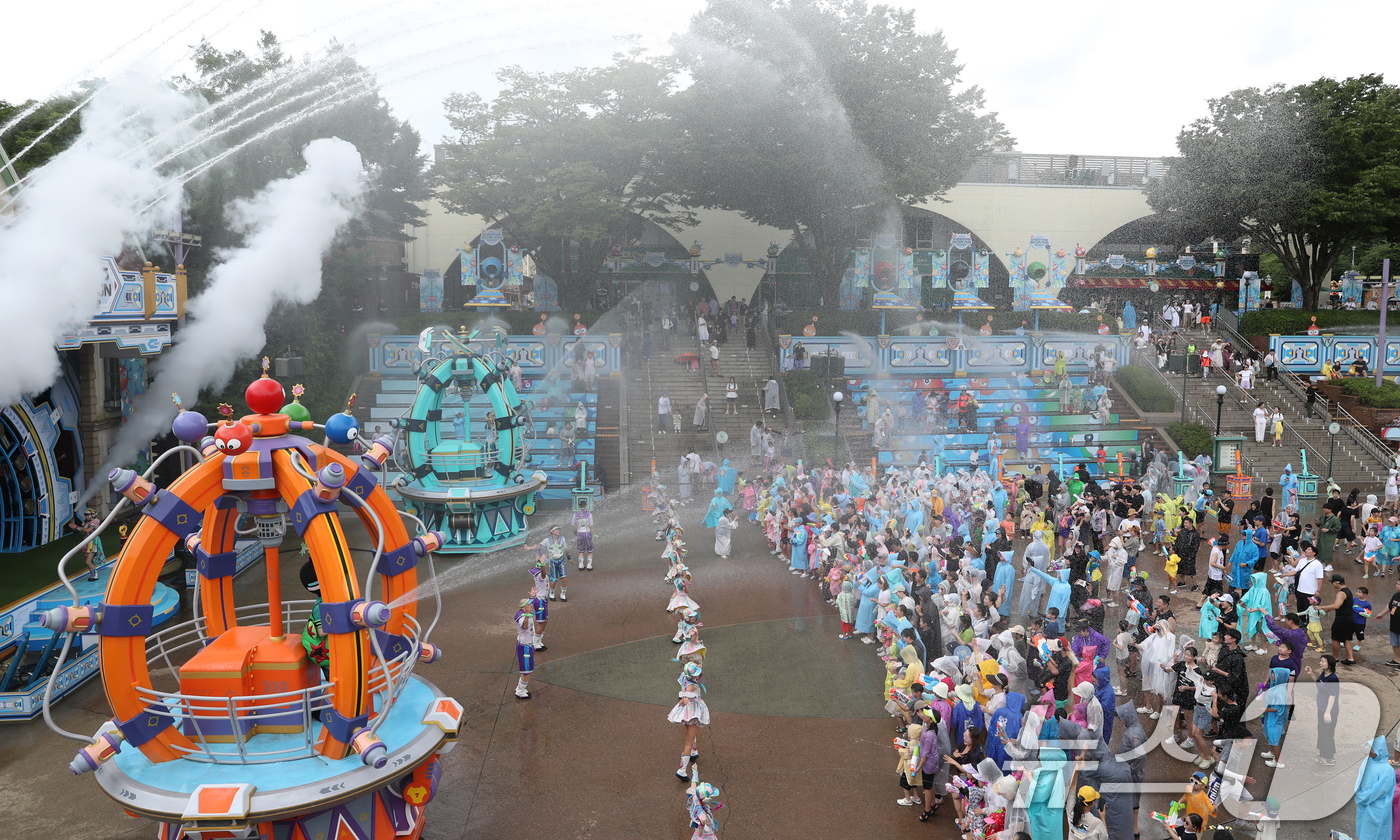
[139,600,424,765]
[1216,308,1394,469]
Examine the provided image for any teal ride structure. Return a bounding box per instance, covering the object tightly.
[391,328,547,553]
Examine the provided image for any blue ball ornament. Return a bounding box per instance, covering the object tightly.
[324,412,360,445]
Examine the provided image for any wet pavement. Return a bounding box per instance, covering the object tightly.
[4,488,1400,839]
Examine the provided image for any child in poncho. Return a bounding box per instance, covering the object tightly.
[837,579,859,639]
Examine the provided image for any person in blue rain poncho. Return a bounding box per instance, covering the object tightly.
[1094,665,1117,745]
[716,459,736,494]
[1122,300,1136,331]
[985,691,1025,770]
[703,489,732,529]
[1261,666,1291,766]
[1355,736,1395,840]
[1199,592,1224,642]
[902,500,924,538]
[1229,532,1259,591]
[884,556,909,595]
[855,563,880,642]
[1240,571,1272,651]
[1019,531,1053,616]
[789,514,810,573]
[1027,744,1067,840]
[992,482,1008,520]
[1027,565,1072,618]
[992,552,1017,607]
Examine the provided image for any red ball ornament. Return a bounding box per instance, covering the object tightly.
[245,376,285,416]
[214,421,253,453]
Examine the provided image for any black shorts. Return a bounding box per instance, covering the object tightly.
[1203,578,1224,596]
[898,772,935,790]
[1331,621,1355,643]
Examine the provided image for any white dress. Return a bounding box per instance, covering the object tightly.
[668,681,710,725]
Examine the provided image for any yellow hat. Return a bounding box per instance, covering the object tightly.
[1078,785,1100,803]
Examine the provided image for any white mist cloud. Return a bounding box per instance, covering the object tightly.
[106,137,365,470]
[0,76,201,407]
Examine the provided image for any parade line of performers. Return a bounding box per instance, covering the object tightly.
[720,452,1388,840]
[652,482,725,840]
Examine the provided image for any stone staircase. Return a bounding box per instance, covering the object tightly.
[1157,329,1388,491]
[623,333,775,483]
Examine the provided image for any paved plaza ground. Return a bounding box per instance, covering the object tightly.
[3,486,1400,839]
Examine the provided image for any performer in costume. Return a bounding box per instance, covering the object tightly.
[514,598,536,699]
[525,559,551,649]
[675,618,707,665]
[686,780,722,840]
[572,507,595,570]
[670,661,711,778]
[526,526,570,602]
[673,606,699,644]
[68,508,106,581]
[669,570,699,613]
[299,558,328,673]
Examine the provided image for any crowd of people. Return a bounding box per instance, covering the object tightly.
[677,447,1396,840]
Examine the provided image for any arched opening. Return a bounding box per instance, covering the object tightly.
[0,412,41,551]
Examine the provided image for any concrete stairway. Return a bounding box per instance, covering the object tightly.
[623,334,775,483]
[1161,347,1386,491]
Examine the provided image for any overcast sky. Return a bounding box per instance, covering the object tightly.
[4,0,1397,158]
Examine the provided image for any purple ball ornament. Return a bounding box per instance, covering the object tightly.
[172,410,209,443]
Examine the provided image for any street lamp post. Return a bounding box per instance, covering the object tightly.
[1181,350,1190,424]
[832,390,844,464]
[1327,421,1340,484]
[1215,384,1227,434]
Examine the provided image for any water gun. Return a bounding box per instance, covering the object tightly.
[889,688,912,705]
[1151,801,1185,826]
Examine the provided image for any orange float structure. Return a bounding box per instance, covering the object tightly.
[43,365,459,840]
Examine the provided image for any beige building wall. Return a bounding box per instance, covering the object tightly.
[403,198,487,277]
[917,184,1155,271]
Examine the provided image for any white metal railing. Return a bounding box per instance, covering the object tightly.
[1216,309,1394,471]
[139,600,422,765]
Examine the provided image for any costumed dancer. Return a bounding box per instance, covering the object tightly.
[68,507,106,581]
[685,778,723,840]
[513,597,537,699]
[671,661,711,779]
[526,526,571,602]
[669,569,700,613]
[572,506,595,570]
[526,559,551,649]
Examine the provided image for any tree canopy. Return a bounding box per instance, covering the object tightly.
[1147,75,1400,309]
[664,0,1010,303]
[433,52,693,309]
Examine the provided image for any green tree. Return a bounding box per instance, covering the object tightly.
[433,52,693,309]
[664,0,1009,304]
[1355,241,1398,277]
[1147,76,1400,310]
[0,85,95,179]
